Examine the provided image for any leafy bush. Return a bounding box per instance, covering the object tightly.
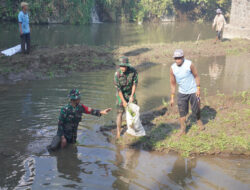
[0,0,232,24]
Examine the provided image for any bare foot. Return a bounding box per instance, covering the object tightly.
[116,133,120,139]
[197,120,205,131]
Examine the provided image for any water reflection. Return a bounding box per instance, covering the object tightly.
[112,147,141,190]
[208,57,224,84]
[54,146,82,183]
[222,54,250,93]
[0,22,214,49]
[168,157,196,187]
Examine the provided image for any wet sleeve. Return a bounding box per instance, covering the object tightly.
[18,12,22,23]
[81,104,101,117]
[133,70,138,86]
[114,72,122,91]
[57,108,67,136]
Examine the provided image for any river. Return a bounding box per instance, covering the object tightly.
[0,22,214,49]
[0,23,250,190]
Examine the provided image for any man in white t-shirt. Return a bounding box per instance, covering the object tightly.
[170,49,205,137]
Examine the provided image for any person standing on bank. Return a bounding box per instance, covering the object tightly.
[170,49,204,137]
[18,2,31,54]
[212,8,227,43]
[114,56,138,139]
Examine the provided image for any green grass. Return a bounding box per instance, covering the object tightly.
[125,91,250,157]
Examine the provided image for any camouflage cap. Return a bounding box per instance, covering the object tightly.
[69,89,81,100]
[118,56,131,67]
[173,49,184,58]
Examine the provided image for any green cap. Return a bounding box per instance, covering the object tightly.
[118,56,131,67]
[69,89,81,100]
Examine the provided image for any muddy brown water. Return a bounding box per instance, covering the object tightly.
[0,52,250,189]
[0,22,214,49]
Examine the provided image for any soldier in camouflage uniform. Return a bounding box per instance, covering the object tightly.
[114,56,138,138]
[47,89,111,151]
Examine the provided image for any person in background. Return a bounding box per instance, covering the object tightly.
[114,57,138,139]
[47,89,111,151]
[170,49,204,137]
[18,2,31,54]
[212,8,227,43]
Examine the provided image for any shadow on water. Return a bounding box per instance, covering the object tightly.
[124,48,151,56]
[135,62,158,72]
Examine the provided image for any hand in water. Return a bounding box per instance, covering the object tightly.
[61,136,67,148]
[100,108,112,115]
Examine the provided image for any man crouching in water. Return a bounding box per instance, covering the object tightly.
[170,49,205,137]
[47,89,111,151]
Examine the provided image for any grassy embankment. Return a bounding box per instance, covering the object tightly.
[0,39,249,83]
[101,91,250,157]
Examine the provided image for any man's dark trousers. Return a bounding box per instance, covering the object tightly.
[21,33,30,54]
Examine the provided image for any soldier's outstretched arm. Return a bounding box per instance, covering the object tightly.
[100,108,112,115]
[81,104,111,117]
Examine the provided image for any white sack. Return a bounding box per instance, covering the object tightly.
[1,44,21,56]
[126,103,146,137]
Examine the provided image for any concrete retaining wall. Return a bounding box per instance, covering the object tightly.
[224,0,250,39]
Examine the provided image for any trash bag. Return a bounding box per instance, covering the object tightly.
[47,135,61,152]
[126,103,146,137]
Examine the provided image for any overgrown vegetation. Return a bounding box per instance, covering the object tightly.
[0,0,94,24]
[98,0,231,22]
[0,0,231,24]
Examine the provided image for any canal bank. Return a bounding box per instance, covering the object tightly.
[101,91,250,157]
[1,38,250,83]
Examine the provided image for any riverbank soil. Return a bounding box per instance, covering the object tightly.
[0,39,250,83]
[0,45,115,83]
[100,91,250,157]
[116,39,250,66]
